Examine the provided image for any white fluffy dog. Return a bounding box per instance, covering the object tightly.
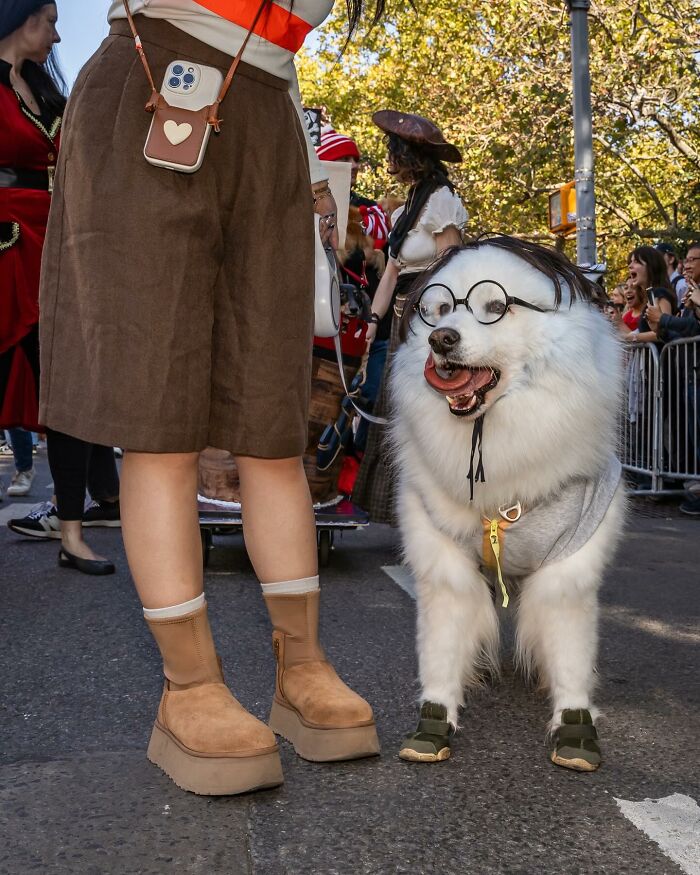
[390,236,624,771]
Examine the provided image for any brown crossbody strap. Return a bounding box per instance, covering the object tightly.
[121,0,269,130]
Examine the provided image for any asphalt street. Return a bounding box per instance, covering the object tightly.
[1,450,698,875]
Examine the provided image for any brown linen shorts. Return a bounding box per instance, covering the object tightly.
[39,17,314,458]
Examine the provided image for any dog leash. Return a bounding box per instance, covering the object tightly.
[483,503,522,608]
[333,333,388,425]
[487,519,509,608]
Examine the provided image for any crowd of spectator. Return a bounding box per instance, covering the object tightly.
[606,241,700,517]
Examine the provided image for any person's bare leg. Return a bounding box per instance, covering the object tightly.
[235,455,379,761]
[234,455,317,581]
[120,450,282,794]
[60,519,108,561]
[120,451,202,607]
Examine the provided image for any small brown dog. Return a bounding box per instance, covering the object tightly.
[338,206,385,276]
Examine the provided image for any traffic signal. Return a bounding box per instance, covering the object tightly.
[548,182,576,235]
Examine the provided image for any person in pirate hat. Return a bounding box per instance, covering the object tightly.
[352,109,468,524]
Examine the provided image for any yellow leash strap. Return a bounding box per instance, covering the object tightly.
[488,519,509,608]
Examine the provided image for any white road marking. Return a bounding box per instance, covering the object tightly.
[615,794,700,875]
[382,565,416,599]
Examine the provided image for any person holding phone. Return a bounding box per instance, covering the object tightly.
[646,243,700,516]
[38,0,389,797]
[624,246,677,344]
[646,242,700,342]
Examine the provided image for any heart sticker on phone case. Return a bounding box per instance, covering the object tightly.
[163,119,193,146]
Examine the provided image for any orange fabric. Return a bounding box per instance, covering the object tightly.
[195,0,313,52]
[481,518,511,570]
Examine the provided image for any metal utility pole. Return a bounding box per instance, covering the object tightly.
[567,0,598,270]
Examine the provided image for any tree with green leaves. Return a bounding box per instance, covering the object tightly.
[298,0,699,277]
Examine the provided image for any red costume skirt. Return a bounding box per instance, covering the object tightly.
[0,188,49,432]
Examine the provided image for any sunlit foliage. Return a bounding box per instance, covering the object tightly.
[298,0,699,277]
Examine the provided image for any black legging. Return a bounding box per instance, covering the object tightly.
[46,429,119,521]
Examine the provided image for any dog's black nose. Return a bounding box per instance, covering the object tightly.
[429,327,460,354]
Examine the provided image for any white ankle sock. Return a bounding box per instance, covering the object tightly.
[260,576,319,596]
[143,593,205,620]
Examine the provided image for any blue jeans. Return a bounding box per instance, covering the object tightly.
[354,339,389,454]
[7,428,33,473]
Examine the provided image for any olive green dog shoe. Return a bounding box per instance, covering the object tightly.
[551,708,602,772]
[399,702,452,763]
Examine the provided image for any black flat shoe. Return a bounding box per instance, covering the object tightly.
[58,547,115,576]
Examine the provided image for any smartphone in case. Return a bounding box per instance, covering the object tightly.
[647,291,656,306]
[144,60,224,173]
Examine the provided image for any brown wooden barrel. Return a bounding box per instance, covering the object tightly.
[198,446,241,502]
[198,351,359,505]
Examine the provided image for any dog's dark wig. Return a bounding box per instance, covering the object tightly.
[398,234,608,342]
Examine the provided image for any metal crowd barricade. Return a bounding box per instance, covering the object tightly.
[659,337,700,486]
[619,336,700,495]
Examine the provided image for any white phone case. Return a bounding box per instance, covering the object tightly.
[314,214,341,338]
[144,60,224,173]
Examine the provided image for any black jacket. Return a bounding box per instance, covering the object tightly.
[657,308,700,342]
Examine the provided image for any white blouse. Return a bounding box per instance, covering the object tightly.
[390,185,468,272]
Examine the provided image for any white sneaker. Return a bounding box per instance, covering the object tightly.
[6,469,35,496]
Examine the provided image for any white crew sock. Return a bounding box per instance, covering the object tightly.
[260,576,319,596]
[142,592,205,620]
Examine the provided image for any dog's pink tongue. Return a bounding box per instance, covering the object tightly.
[424,352,492,396]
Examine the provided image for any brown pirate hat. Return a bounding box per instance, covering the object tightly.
[372,110,462,163]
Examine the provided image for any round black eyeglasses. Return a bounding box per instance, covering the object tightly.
[416,280,553,327]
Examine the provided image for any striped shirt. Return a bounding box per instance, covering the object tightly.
[109,0,335,182]
[358,203,389,247]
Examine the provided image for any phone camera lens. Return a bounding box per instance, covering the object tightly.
[168,76,181,88]
[183,73,195,84]
[172,64,184,75]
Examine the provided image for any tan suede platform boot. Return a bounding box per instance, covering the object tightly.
[264,590,380,761]
[145,603,283,795]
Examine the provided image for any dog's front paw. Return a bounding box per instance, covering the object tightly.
[398,702,452,763]
[551,708,602,772]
